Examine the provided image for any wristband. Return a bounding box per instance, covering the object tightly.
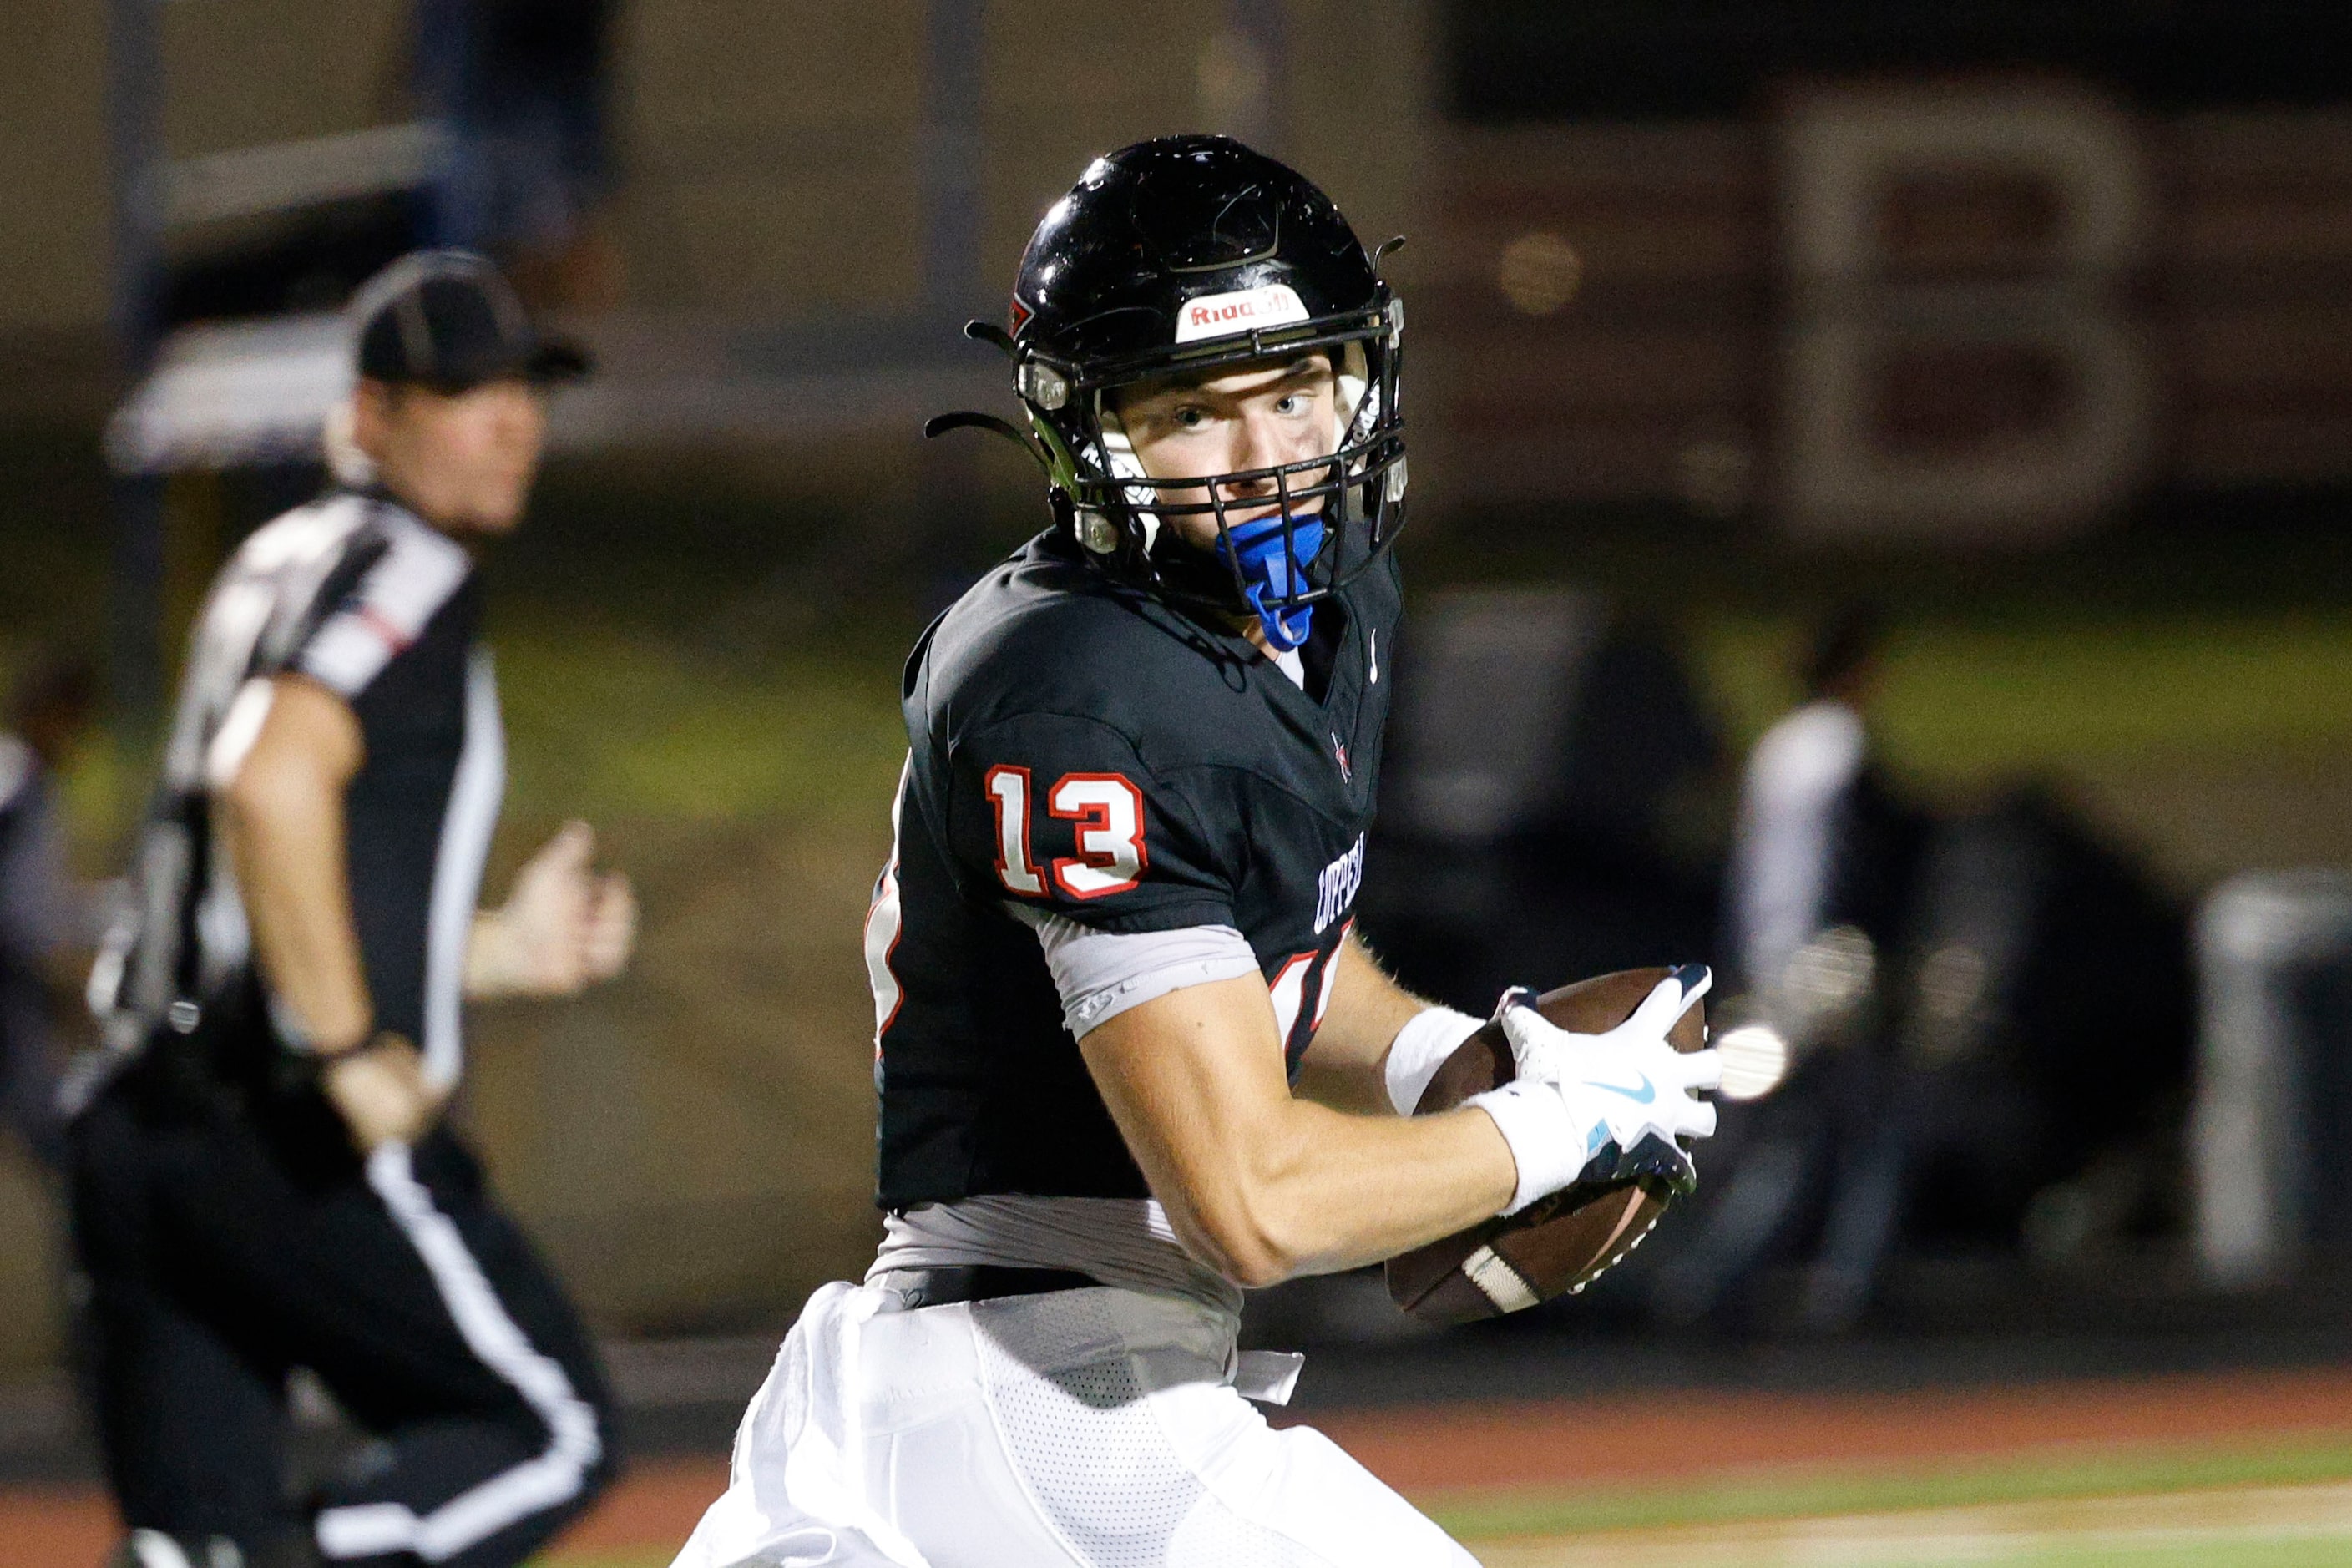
[266,994,378,1062]
[1384,1005,1485,1115]
[1465,1081,1606,1216]
[267,1019,399,1100]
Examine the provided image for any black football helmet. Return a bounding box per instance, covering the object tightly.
[935,136,1405,636]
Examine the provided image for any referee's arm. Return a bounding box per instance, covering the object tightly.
[220,673,443,1150]
[219,675,372,1053]
[223,671,637,1014]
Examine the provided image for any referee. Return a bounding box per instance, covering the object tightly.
[75,251,635,1568]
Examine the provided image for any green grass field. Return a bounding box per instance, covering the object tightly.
[489,604,2352,846]
[19,544,2350,842]
[1427,1434,2352,1539]
[502,602,2352,819]
[1691,611,2352,779]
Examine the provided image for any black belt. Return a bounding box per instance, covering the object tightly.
[881,1265,1100,1309]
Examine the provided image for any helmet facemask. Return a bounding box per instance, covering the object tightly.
[1040,303,1406,645]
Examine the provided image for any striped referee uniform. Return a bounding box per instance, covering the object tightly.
[74,488,615,1566]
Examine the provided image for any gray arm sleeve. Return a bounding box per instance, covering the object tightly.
[1007,905,1262,1039]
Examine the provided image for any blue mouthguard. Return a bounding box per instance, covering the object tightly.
[1216,511,1326,652]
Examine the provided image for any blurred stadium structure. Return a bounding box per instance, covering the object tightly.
[7,8,2352,1551]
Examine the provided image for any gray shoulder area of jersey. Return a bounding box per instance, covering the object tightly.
[224,493,473,697]
[226,490,376,579]
[1007,902,1260,1038]
[913,539,1276,768]
[230,492,463,590]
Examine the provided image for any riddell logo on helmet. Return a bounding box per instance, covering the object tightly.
[1173,284,1312,344]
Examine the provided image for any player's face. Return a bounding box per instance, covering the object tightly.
[355,377,548,538]
[1113,354,1339,551]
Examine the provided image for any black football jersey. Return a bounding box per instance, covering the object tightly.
[868,529,1399,1208]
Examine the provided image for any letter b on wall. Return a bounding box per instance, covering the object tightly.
[1776,83,2155,544]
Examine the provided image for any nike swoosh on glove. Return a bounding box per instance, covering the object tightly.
[1465,966,1723,1215]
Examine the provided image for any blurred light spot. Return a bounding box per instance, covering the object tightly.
[1497,232,1583,315]
[1916,941,1987,1026]
[1778,923,1876,1044]
[1909,941,1989,1066]
[1716,1024,1790,1101]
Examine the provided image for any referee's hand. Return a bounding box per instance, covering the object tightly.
[467,821,638,999]
[322,1034,443,1152]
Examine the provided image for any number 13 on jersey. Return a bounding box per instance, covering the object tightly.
[986,766,1148,899]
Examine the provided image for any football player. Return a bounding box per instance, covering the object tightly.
[676,137,1722,1567]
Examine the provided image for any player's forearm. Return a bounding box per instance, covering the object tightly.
[1201,1099,1518,1284]
[1082,976,1517,1287]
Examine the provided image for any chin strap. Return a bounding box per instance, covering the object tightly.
[1217,512,1325,650]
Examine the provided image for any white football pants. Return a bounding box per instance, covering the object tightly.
[671,1280,1477,1568]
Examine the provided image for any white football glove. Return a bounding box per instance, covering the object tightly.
[1465,965,1722,1215]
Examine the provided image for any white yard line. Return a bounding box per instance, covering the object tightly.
[1473,1478,2352,1566]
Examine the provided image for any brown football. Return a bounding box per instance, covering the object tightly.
[1385,968,1707,1324]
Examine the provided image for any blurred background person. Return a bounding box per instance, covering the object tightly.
[73,253,635,1568]
[1649,609,1929,1331]
[0,655,102,1169]
[1667,606,2193,1333]
[1723,605,1925,1017]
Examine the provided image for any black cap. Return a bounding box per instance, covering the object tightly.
[350,250,591,391]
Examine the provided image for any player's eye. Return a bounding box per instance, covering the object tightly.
[1171,405,1209,429]
[1273,392,1305,416]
